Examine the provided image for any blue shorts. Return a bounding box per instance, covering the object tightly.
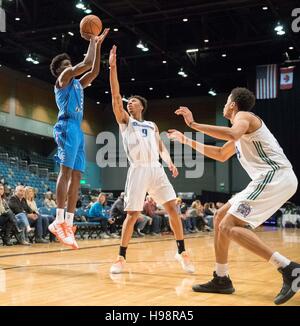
[53,121,85,173]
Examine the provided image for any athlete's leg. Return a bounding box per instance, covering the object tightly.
[66,169,81,215]
[163,199,195,273]
[56,165,72,209]
[219,213,273,260]
[110,211,140,274]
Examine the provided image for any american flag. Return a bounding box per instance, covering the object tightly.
[256,64,278,99]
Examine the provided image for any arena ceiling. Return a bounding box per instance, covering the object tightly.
[0,0,299,103]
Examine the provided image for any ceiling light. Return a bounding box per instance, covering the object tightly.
[186,48,199,53]
[208,89,217,96]
[178,68,188,78]
[136,41,144,49]
[204,39,209,43]
[142,47,149,52]
[76,1,85,9]
[289,46,294,50]
[96,101,100,105]
[222,53,227,57]
[27,75,31,78]
[84,7,92,14]
[122,97,128,102]
[149,87,153,91]
[277,30,285,35]
[166,95,170,98]
[68,32,74,36]
[15,17,20,21]
[162,60,167,64]
[52,36,57,40]
[237,67,242,71]
[183,18,188,22]
[113,28,119,32]
[262,6,268,10]
[131,78,135,81]
[197,83,201,86]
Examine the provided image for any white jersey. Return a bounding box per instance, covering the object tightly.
[235,118,292,180]
[120,117,160,165]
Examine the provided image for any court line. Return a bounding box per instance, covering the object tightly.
[0,234,204,259]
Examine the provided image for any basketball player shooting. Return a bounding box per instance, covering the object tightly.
[108,45,195,274]
[48,28,109,249]
[167,87,299,305]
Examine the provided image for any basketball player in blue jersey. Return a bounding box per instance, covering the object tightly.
[168,87,299,305]
[49,28,109,248]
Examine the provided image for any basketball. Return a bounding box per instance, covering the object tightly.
[80,15,102,37]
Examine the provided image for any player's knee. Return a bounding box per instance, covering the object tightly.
[126,212,139,224]
[59,167,72,181]
[214,209,225,228]
[218,221,232,237]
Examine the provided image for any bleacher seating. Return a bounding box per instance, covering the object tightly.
[0,159,56,195]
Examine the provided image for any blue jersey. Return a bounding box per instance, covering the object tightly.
[54,78,84,124]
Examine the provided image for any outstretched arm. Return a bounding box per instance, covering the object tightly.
[175,107,250,141]
[167,129,236,162]
[109,45,129,124]
[154,124,178,178]
[79,28,110,88]
[57,37,97,88]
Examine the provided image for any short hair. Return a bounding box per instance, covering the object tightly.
[230,87,256,112]
[50,53,71,78]
[128,95,148,113]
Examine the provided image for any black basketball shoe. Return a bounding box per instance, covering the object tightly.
[274,261,300,305]
[192,271,235,294]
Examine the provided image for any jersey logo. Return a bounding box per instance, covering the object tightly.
[141,128,148,137]
[236,202,252,218]
[236,146,241,159]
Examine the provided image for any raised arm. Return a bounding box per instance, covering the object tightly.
[167,129,236,162]
[175,107,250,141]
[154,124,178,178]
[109,45,129,124]
[79,28,110,89]
[57,37,96,88]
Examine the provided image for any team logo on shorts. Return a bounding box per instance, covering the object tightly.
[236,202,252,218]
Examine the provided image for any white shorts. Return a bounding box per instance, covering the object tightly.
[124,164,177,211]
[228,168,298,229]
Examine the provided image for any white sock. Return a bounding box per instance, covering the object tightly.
[55,208,65,224]
[65,212,74,227]
[215,263,229,277]
[269,252,291,269]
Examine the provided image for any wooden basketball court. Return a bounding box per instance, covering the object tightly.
[0,227,299,306]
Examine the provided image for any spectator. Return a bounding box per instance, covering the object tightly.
[0,183,26,245]
[9,185,49,243]
[176,197,193,234]
[143,196,161,235]
[88,193,119,238]
[203,202,214,216]
[44,191,57,209]
[25,186,55,241]
[110,192,127,228]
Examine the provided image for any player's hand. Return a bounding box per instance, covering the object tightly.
[175,106,194,127]
[167,129,186,144]
[109,45,117,68]
[168,162,179,178]
[96,28,110,46]
[81,32,95,41]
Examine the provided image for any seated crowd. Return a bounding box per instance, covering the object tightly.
[0,181,223,247]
